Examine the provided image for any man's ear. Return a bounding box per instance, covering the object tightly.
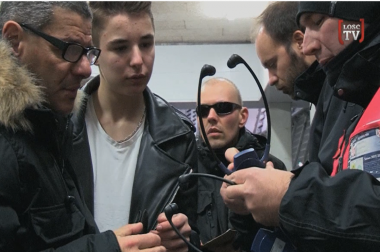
[2,21,24,56]
[292,30,304,52]
[239,107,249,128]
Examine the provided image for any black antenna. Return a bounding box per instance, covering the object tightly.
[227,54,271,163]
[196,64,232,174]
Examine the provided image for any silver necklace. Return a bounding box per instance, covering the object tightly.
[117,108,146,143]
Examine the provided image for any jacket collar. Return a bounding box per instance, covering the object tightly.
[78,75,192,144]
[0,40,45,132]
[143,89,192,144]
[323,22,380,108]
[293,60,326,105]
[197,127,265,174]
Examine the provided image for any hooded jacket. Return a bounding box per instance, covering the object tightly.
[69,76,199,235]
[0,41,119,251]
[279,16,380,252]
[197,128,286,251]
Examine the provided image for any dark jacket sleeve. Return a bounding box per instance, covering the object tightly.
[279,162,380,252]
[0,139,121,252]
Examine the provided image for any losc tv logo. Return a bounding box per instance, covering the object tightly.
[338,19,365,45]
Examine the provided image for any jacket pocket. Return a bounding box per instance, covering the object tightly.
[30,202,85,244]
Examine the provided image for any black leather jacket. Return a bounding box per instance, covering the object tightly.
[0,40,118,252]
[279,19,380,252]
[69,76,199,234]
[197,128,286,251]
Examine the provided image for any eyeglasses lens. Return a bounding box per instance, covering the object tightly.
[64,45,100,64]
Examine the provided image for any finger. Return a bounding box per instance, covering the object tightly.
[227,162,235,171]
[156,212,168,223]
[157,214,187,232]
[265,161,275,170]
[114,222,143,236]
[117,232,163,251]
[161,237,189,252]
[225,147,239,162]
[225,184,245,200]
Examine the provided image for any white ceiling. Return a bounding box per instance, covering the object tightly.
[151,1,270,44]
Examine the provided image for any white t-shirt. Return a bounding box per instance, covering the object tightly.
[85,96,144,232]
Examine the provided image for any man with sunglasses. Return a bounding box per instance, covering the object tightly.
[0,2,165,252]
[196,77,286,252]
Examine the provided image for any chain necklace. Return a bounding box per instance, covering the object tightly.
[117,108,146,143]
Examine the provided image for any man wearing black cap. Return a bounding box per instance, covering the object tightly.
[255,1,363,174]
[220,2,380,252]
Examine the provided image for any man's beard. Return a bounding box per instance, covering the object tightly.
[286,48,310,99]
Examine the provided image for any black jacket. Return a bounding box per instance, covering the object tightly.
[294,59,363,175]
[69,76,198,233]
[0,41,118,251]
[197,128,286,251]
[279,20,380,252]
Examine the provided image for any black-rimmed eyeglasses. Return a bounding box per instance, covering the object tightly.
[19,23,101,65]
[196,102,242,118]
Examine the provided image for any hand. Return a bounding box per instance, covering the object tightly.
[153,212,191,252]
[114,223,165,252]
[221,149,294,226]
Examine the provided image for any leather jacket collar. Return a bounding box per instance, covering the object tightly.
[74,75,192,144]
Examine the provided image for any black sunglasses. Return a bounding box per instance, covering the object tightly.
[196,102,242,118]
[19,23,101,65]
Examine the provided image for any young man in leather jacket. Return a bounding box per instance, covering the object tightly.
[69,2,200,252]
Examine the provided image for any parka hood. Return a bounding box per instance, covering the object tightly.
[0,39,83,132]
[0,40,44,132]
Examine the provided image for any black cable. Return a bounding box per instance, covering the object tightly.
[196,64,232,175]
[227,54,271,163]
[179,173,236,186]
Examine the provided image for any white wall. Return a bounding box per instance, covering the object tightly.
[91,44,293,103]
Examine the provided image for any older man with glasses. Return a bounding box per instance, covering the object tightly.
[195,77,286,252]
[0,2,165,252]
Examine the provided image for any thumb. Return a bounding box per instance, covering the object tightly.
[265,161,275,170]
[225,147,239,162]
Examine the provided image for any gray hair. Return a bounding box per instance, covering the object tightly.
[0,2,92,36]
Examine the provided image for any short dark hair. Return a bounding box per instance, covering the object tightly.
[89,1,154,47]
[0,2,92,36]
[256,1,299,50]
